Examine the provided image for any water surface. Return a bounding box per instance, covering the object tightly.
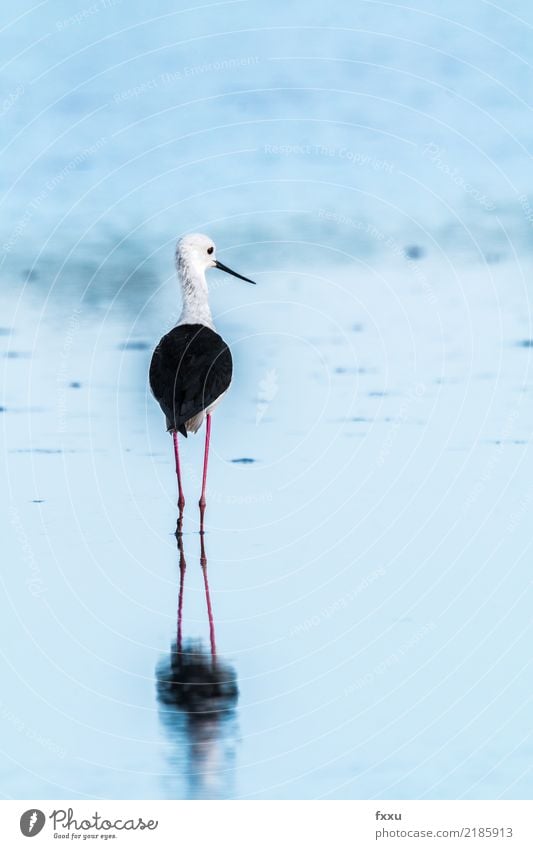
[1,0,532,800]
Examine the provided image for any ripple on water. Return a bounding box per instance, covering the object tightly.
[14,448,63,454]
[119,341,150,351]
[335,367,377,375]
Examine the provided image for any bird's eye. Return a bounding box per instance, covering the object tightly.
[207,247,214,255]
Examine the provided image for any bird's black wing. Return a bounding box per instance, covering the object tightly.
[149,324,233,437]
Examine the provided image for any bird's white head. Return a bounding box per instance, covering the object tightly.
[176,233,256,285]
[176,233,217,278]
[175,233,256,329]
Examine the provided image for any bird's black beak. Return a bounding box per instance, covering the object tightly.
[214,259,256,284]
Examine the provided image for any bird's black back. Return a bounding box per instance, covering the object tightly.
[149,324,232,437]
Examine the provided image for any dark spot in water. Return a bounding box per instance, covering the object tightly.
[5,351,31,359]
[21,268,39,281]
[0,406,4,412]
[485,252,502,264]
[0,328,11,336]
[231,458,256,464]
[352,323,364,333]
[517,340,533,348]
[405,245,424,259]
[348,416,371,422]
[69,381,81,388]
[32,499,44,503]
[119,341,150,351]
[490,439,527,446]
[368,391,388,397]
[335,366,377,375]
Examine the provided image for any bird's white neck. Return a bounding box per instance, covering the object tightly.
[177,263,215,330]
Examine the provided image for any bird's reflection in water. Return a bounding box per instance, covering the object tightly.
[156,534,239,799]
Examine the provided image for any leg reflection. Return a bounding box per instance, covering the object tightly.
[200,534,217,659]
[156,533,239,799]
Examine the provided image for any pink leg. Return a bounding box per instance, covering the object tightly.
[199,413,211,533]
[173,431,185,533]
[176,534,187,654]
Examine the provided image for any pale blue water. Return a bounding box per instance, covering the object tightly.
[0,0,531,799]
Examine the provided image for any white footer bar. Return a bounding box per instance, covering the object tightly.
[3,800,532,848]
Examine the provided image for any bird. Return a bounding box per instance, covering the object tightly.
[149,233,256,533]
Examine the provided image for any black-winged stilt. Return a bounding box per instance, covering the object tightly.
[149,233,255,533]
